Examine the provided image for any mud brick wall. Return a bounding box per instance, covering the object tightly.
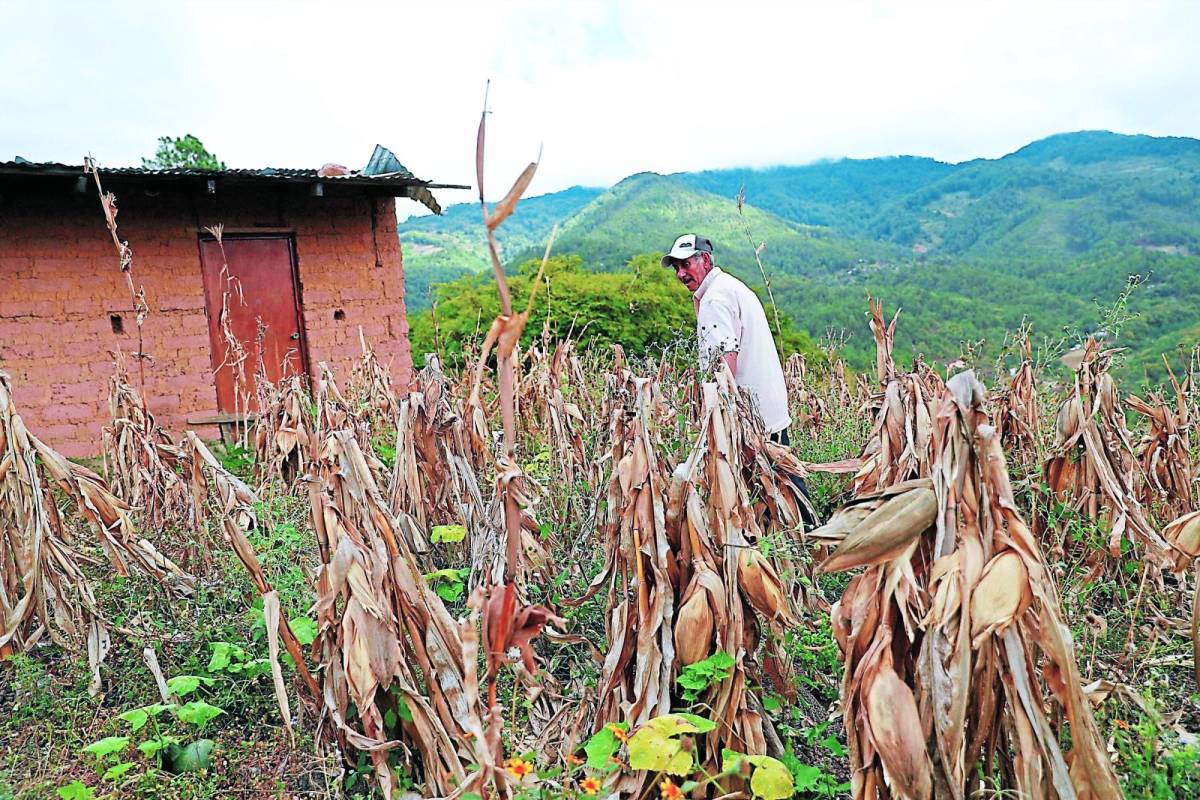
[0,185,412,457]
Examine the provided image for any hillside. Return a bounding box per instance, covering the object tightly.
[678,155,956,233]
[400,131,1200,384]
[511,172,904,275]
[399,185,602,309]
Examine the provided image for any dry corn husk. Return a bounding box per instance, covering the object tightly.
[738,548,796,626]
[969,550,1032,644]
[819,487,935,573]
[675,566,720,666]
[863,658,932,800]
[1165,510,1200,571]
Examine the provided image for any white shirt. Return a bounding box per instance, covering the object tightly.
[693,267,791,434]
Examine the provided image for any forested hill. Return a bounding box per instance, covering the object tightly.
[398,185,603,307]
[398,130,1200,385]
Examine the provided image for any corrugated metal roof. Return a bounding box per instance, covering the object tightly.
[0,149,467,214]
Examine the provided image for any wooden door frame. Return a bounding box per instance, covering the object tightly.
[195,232,312,403]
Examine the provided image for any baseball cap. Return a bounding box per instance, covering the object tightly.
[661,234,714,267]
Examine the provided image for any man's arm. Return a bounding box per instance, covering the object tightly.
[698,298,741,375]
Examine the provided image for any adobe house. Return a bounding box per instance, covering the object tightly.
[0,147,462,457]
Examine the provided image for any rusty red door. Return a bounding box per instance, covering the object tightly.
[198,235,307,414]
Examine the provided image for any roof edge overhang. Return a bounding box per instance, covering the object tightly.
[0,163,469,215]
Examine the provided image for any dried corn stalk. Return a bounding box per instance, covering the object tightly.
[1127,361,1193,517]
[854,375,934,495]
[785,352,830,434]
[253,374,316,487]
[869,296,899,386]
[102,349,198,541]
[991,335,1043,473]
[348,328,401,423]
[183,432,319,737]
[852,299,935,494]
[573,367,800,795]
[1,372,191,693]
[308,429,497,798]
[1042,340,1169,564]
[818,370,1122,799]
[834,357,854,410]
[1161,511,1200,686]
[391,355,487,547]
[205,225,254,443]
[689,372,799,729]
[588,373,677,731]
[313,363,389,486]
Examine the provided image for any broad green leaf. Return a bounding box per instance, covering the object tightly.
[675,713,717,733]
[117,708,148,732]
[138,735,180,758]
[166,675,213,697]
[708,651,734,670]
[583,722,627,771]
[721,750,794,800]
[169,739,215,773]
[676,651,734,701]
[176,700,225,727]
[56,781,94,800]
[819,733,847,757]
[424,568,468,582]
[628,715,701,776]
[431,524,466,544]
[117,702,176,732]
[83,736,129,759]
[789,762,824,793]
[746,755,793,800]
[289,616,318,646]
[762,695,782,712]
[207,642,244,672]
[102,761,136,781]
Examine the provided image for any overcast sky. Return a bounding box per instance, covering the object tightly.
[3,0,1198,217]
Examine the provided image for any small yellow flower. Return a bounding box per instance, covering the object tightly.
[605,723,629,743]
[660,778,683,799]
[580,776,602,796]
[565,753,584,766]
[505,757,535,780]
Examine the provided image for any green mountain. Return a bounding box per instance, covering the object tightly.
[678,156,956,233]
[401,131,1200,386]
[856,133,1200,258]
[512,171,904,275]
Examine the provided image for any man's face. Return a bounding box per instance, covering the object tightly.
[672,253,711,293]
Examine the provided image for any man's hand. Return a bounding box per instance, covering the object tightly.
[722,351,738,379]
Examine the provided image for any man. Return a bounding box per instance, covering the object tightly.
[662,233,816,526]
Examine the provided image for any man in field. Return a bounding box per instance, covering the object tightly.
[662,233,816,527]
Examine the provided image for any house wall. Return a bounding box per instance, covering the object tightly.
[0,186,412,457]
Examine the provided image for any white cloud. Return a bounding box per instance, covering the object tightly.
[2,0,1198,217]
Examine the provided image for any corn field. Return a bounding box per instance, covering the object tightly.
[3,133,1200,800]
